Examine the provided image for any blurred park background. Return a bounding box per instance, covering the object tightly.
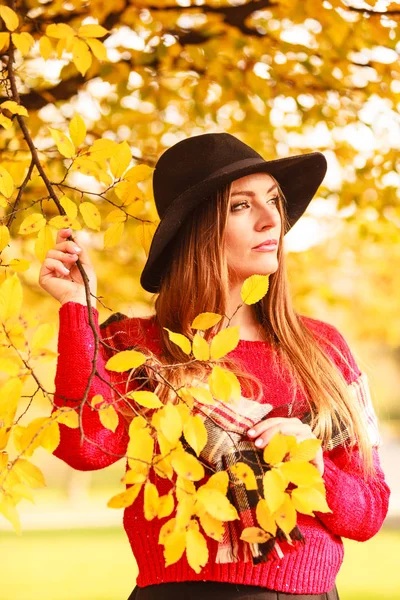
[1,0,400,598]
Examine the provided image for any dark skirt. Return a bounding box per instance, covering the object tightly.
[127,581,340,600]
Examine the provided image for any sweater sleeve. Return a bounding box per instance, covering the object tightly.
[51,301,130,471]
[315,444,390,541]
[309,320,390,540]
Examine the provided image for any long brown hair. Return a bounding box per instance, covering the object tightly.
[124,176,374,477]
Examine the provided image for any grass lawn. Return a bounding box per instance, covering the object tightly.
[1,526,399,600]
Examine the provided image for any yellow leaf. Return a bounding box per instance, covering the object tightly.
[192,333,210,361]
[0,114,12,130]
[11,32,34,56]
[0,421,15,451]
[13,459,46,488]
[0,273,23,321]
[184,385,216,406]
[53,408,79,429]
[121,471,146,485]
[274,493,297,536]
[46,23,76,39]
[0,494,21,535]
[263,432,292,466]
[208,365,241,403]
[230,462,258,491]
[86,38,108,61]
[144,481,160,520]
[0,166,14,198]
[256,498,277,535]
[163,327,191,355]
[48,215,75,229]
[1,101,28,117]
[35,225,54,263]
[289,438,322,462]
[9,258,30,272]
[41,420,60,453]
[104,222,124,248]
[126,390,163,409]
[87,138,119,161]
[110,141,132,179]
[31,323,55,350]
[79,201,101,231]
[171,450,204,481]
[210,326,239,360]
[68,115,86,148]
[191,312,222,330]
[183,415,207,456]
[153,455,173,479]
[291,486,331,515]
[203,470,229,495]
[78,24,109,38]
[0,451,8,472]
[48,128,75,159]
[163,530,186,566]
[0,6,19,32]
[0,356,20,376]
[175,493,196,533]
[19,213,46,235]
[159,402,183,446]
[0,378,22,424]
[137,221,157,257]
[107,483,142,508]
[240,527,272,544]
[279,461,323,487]
[158,517,176,544]
[0,225,10,252]
[157,491,174,519]
[198,509,225,541]
[90,394,104,407]
[263,468,286,513]
[59,195,78,220]
[105,209,126,223]
[55,37,66,59]
[241,274,270,305]
[39,35,53,60]
[98,404,118,432]
[124,164,153,182]
[127,427,154,475]
[10,482,35,504]
[72,38,92,76]
[186,528,208,574]
[115,181,144,206]
[196,487,238,521]
[105,349,146,372]
[0,32,10,53]
[175,475,196,504]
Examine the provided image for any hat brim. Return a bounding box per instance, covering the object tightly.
[140,152,327,293]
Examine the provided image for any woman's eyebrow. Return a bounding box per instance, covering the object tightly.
[231,184,278,197]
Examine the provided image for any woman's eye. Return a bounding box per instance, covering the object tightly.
[231,202,248,212]
[230,196,279,212]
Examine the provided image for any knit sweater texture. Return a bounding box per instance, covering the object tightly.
[53,301,390,594]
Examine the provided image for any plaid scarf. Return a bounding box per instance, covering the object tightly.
[186,371,380,565]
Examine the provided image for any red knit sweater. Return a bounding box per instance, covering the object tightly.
[52,301,390,594]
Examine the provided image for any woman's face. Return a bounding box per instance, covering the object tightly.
[225,172,282,284]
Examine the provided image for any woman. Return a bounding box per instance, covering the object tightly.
[39,133,390,600]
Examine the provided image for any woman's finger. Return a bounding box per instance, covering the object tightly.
[247,417,299,438]
[56,228,73,244]
[250,421,314,449]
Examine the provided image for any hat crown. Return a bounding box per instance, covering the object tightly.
[153,133,262,218]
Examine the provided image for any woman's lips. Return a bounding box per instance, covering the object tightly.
[252,242,278,251]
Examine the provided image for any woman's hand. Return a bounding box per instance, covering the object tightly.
[247,417,325,476]
[38,228,98,308]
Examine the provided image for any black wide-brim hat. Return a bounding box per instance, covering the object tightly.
[140,132,327,293]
